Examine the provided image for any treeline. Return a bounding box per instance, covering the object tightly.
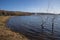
[0,10,35,16]
[0,10,58,16]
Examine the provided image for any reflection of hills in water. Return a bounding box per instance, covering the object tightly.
[7,15,60,40]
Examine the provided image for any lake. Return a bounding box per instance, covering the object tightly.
[6,15,60,40]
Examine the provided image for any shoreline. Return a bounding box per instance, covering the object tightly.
[0,16,28,40]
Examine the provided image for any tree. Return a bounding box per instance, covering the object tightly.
[51,14,57,40]
[39,15,49,40]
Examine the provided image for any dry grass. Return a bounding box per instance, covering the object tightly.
[0,16,29,40]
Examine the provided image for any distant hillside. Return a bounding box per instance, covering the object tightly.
[0,10,35,16]
[0,10,57,16]
[37,13,56,15]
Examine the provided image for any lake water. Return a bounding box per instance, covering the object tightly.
[6,15,60,40]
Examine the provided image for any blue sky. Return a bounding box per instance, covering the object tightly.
[0,0,60,13]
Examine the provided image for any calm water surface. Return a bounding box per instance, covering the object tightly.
[7,15,60,40]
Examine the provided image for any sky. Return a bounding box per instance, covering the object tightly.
[0,0,60,13]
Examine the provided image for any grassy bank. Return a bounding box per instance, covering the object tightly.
[0,16,28,40]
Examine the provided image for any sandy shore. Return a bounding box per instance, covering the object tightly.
[0,16,28,40]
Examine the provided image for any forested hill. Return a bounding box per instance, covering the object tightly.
[0,10,57,16]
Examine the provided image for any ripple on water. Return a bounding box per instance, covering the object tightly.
[6,15,60,40]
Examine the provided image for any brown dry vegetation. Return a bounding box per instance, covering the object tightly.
[0,10,56,16]
[0,16,29,40]
[0,10,35,16]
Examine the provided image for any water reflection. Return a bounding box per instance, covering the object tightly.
[6,15,60,40]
